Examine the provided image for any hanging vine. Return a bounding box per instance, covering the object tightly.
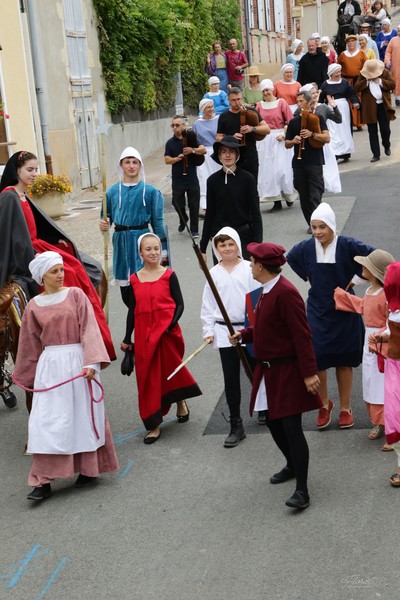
[93,0,241,115]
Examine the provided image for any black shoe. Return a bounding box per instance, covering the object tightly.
[370,156,380,163]
[270,466,295,484]
[176,401,190,423]
[396,99,400,106]
[191,232,199,239]
[285,490,310,509]
[144,430,161,445]
[1,387,17,409]
[385,147,391,156]
[75,474,98,488]
[286,201,294,208]
[178,224,185,233]
[27,483,52,501]
[268,203,282,213]
[306,226,312,234]
[257,410,267,425]
[224,417,246,448]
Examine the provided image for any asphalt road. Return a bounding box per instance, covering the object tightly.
[1,100,400,599]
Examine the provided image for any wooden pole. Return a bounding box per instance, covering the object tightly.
[101,133,109,321]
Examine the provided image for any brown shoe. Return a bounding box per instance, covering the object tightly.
[317,400,334,429]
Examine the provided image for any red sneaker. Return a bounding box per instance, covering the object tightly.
[317,399,334,429]
[339,410,354,429]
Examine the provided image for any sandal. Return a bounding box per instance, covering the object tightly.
[381,443,394,452]
[368,424,384,440]
[389,473,400,487]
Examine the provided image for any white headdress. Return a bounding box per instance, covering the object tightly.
[29,251,63,285]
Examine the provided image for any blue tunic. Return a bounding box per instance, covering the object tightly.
[103,181,166,281]
[202,91,229,115]
[287,236,375,370]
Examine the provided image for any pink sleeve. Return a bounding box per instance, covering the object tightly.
[334,287,364,314]
[13,303,43,388]
[280,99,294,124]
[74,289,110,369]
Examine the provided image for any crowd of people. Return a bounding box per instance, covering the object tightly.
[1,7,400,510]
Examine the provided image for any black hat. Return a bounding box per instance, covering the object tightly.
[211,136,246,165]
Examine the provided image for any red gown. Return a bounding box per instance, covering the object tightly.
[130,270,201,430]
[19,197,116,360]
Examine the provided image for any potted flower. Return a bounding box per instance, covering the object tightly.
[27,174,72,219]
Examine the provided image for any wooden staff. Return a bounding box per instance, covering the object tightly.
[174,205,253,383]
[101,133,109,320]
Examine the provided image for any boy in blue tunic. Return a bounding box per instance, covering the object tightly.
[100,147,167,306]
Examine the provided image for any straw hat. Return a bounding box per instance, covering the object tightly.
[354,249,395,284]
[360,59,385,80]
[345,34,358,42]
[246,65,264,78]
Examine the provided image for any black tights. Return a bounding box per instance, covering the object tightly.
[266,413,309,494]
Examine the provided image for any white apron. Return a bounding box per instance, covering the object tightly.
[197,147,220,209]
[363,326,385,405]
[327,97,354,156]
[323,143,342,193]
[28,344,105,454]
[257,129,294,199]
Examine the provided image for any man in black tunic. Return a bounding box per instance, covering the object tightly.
[216,88,269,183]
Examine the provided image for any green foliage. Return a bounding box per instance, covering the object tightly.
[93,0,241,115]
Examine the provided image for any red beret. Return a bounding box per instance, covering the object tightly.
[247,242,287,266]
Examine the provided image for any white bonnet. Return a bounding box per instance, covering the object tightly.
[310,202,336,232]
[29,251,63,285]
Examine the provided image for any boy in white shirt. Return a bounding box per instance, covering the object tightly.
[201,226,260,447]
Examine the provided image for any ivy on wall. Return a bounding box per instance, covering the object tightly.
[93,0,240,115]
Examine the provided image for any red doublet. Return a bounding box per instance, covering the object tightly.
[19,198,115,360]
[241,276,322,419]
[130,270,201,430]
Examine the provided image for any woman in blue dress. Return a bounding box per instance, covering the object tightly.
[287,203,374,430]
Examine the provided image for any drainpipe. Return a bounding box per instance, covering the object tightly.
[316,0,322,37]
[243,0,252,66]
[25,0,53,173]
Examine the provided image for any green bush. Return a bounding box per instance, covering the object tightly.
[93,0,241,114]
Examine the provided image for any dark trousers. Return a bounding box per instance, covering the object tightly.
[293,165,324,225]
[266,413,309,494]
[367,103,391,158]
[219,346,254,419]
[172,183,200,233]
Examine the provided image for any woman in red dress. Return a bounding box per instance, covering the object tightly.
[121,233,202,443]
[0,151,115,360]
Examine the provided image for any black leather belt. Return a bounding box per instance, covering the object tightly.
[114,224,149,231]
[259,357,296,368]
[216,321,244,326]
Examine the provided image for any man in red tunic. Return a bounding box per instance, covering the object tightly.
[229,242,321,510]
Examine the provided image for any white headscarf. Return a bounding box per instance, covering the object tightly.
[199,98,214,113]
[280,63,294,76]
[260,78,274,91]
[137,233,162,263]
[299,83,315,93]
[311,32,320,39]
[321,36,330,44]
[327,63,342,78]
[291,39,303,53]
[117,146,146,208]
[211,227,243,262]
[29,251,63,285]
[310,202,336,232]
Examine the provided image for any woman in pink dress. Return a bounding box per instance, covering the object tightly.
[369,262,400,486]
[0,151,115,360]
[256,79,296,212]
[13,251,119,501]
[273,64,302,113]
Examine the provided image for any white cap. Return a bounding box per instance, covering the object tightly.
[29,251,63,285]
[311,202,336,232]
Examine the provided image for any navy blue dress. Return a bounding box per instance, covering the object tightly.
[287,236,375,370]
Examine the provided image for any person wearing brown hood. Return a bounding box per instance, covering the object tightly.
[354,59,396,162]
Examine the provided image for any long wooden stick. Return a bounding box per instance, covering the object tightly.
[167,339,211,380]
[101,133,109,321]
[175,205,253,382]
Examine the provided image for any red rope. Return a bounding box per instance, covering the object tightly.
[12,372,104,440]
